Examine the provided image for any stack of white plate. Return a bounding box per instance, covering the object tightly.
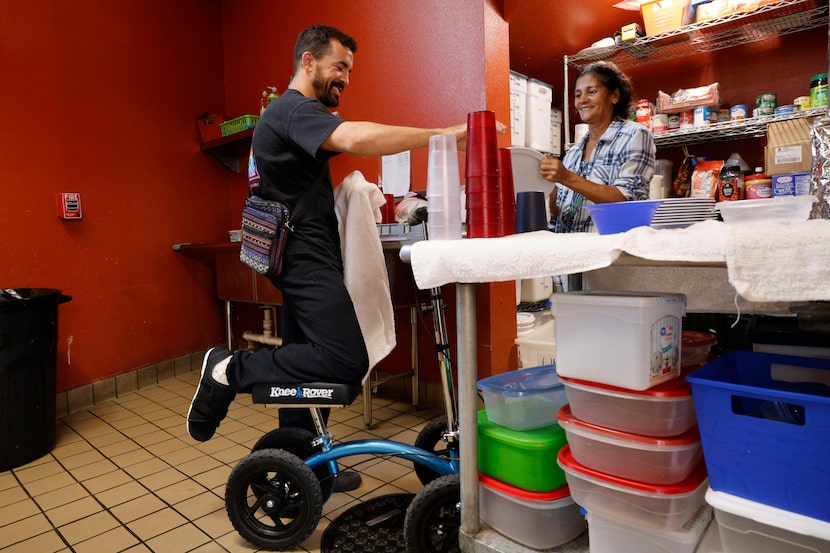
[651,197,717,229]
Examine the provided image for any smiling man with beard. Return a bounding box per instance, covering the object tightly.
[185,24,488,492]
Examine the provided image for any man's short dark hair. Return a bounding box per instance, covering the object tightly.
[293,25,358,72]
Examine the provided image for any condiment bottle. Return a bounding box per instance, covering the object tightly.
[718,165,744,202]
[745,167,772,199]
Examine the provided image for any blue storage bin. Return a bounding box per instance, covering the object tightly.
[686,350,830,521]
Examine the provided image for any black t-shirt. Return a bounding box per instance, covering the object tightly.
[249,89,345,265]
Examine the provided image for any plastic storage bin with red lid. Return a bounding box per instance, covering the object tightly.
[478,474,586,550]
[560,374,697,437]
[556,404,703,485]
[557,445,708,530]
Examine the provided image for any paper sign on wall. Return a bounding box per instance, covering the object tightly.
[380,151,411,196]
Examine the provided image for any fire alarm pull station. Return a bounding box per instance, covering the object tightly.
[57,193,83,220]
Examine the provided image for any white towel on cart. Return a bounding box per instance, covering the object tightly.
[724,219,830,302]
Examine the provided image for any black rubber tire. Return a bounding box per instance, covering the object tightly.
[252,427,334,502]
[413,415,454,486]
[403,473,461,553]
[225,448,323,551]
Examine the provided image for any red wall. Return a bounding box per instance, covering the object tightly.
[0,1,232,392]
[0,0,511,392]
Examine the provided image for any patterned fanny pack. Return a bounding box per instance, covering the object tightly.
[239,196,291,277]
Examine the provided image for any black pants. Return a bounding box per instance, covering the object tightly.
[226,250,369,433]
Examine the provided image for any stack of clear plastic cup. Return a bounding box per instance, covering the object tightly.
[426,134,463,240]
[465,110,502,238]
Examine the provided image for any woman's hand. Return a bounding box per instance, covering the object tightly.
[539,154,571,185]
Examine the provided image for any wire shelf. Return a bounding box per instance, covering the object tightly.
[652,107,826,147]
[565,0,828,71]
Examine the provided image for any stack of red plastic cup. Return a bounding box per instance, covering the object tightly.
[497,148,516,237]
[465,110,501,238]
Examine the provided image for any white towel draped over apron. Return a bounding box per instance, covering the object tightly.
[334,170,397,383]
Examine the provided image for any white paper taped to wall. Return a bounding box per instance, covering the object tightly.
[380,151,411,196]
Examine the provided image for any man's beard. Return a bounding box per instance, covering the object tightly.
[312,74,342,108]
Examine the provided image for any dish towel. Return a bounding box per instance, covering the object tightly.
[724,219,830,302]
[334,170,397,383]
[410,230,625,289]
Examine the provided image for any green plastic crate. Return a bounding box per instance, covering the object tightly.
[477,410,568,492]
[220,115,259,137]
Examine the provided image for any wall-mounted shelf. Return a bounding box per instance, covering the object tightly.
[200,129,253,173]
[653,106,825,147]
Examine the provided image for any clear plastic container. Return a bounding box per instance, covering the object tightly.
[560,375,696,437]
[557,445,708,530]
[479,475,586,550]
[586,504,712,553]
[556,405,702,485]
[477,365,567,430]
[715,195,816,225]
[550,291,686,390]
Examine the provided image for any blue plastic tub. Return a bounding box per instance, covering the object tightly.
[584,199,663,235]
[686,350,830,521]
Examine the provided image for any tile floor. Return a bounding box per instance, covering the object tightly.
[0,368,445,552]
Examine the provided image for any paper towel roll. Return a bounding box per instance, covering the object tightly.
[574,124,589,144]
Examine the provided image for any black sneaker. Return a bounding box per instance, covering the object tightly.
[186,347,235,442]
[332,470,363,492]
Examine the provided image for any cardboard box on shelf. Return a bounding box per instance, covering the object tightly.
[640,0,692,35]
[765,118,813,176]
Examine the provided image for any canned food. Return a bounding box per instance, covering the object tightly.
[693,106,714,127]
[775,104,796,116]
[668,113,680,129]
[730,105,747,120]
[756,93,777,116]
[717,109,730,122]
[651,113,668,133]
[679,111,694,128]
[793,96,811,110]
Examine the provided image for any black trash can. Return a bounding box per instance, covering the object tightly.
[0,288,71,471]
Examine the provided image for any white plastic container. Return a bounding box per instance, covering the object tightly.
[479,474,586,550]
[509,71,528,148]
[550,291,686,390]
[550,108,562,157]
[715,195,816,225]
[558,445,708,530]
[515,336,556,368]
[477,365,567,431]
[706,488,830,553]
[559,375,697,437]
[556,405,702,485]
[587,504,713,553]
[526,78,553,152]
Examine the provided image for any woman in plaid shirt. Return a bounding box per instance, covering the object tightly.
[541,61,656,233]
